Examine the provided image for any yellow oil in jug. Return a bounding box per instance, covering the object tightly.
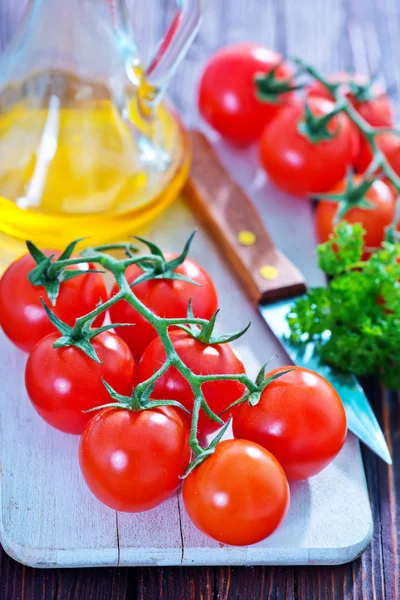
[0,73,190,269]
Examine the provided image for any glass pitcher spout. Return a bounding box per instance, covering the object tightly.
[0,0,202,158]
[0,0,202,104]
[119,0,203,171]
[0,0,202,267]
[139,0,203,107]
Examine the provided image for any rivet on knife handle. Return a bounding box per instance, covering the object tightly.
[185,131,307,305]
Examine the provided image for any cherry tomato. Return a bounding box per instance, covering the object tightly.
[308,73,394,172]
[199,43,294,145]
[356,132,400,176]
[232,367,347,481]
[25,331,136,434]
[137,330,246,437]
[315,175,396,249]
[182,439,289,546]
[307,72,393,128]
[0,251,108,353]
[109,253,218,360]
[79,406,190,512]
[259,97,356,196]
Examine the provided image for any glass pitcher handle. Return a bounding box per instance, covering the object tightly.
[144,0,203,105]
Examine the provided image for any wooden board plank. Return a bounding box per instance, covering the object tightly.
[117,496,183,567]
[0,195,372,568]
[0,344,119,568]
[0,0,380,574]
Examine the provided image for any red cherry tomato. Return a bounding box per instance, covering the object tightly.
[137,330,246,437]
[307,73,394,173]
[307,72,393,128]
[315,175,396,249]
[0,251,108,353]
[79,406,190,512]
[356,132,400,176]
[109,253,218,360]
[182,439,289,546]
[259,97,357,196]
[233,367,347,480]
[25,331,136,434]
[232,367,347,481]
[199,43,294,145]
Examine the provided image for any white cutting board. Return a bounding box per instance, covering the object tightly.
[0,147,373,567]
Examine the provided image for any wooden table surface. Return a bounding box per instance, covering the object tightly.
[0,0,399,598]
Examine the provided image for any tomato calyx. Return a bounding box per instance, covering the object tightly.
[87,378,191,416]
[221,363,296,414]
[40,300,133,363]
[316,170,377,222]
[177,301,251,345]
[255,63,302,104]
[297,101,346,144]
[343,74,385,104]
[131,231,200,287]
[26,239,105,306]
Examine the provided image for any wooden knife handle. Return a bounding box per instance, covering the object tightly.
[185,131,306,305]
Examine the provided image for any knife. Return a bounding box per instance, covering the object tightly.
[185,130,391,464]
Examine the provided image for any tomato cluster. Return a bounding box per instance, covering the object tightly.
[0,238,347,548]
[199,45,398,251]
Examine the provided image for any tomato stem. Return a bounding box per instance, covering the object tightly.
[298,100,348,144]
[92,242,139,253]
[197,372,257,389]
[135,352,173,396]
[71,291,125,338]
[288,57,400,234]
[28,232,292,471]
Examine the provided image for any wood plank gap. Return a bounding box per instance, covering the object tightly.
[381,386,399,600]
[344,0,370,74]
[340,0,355,72]
[378,461,387,600]
[213,568,219,600]
[294,570,299,600]
[266,567,272,600]
[177,492,185,565]
[273,0,287,55]
[375,384,389,600]
[54,571,60,600]
[115,512,121,567]
[367,383,386,600]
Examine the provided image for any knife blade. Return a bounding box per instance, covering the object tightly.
[186,130,391,464]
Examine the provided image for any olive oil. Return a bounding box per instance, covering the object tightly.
[0,72,190,269]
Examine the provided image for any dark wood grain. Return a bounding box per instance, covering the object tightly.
[0,0,399,599]
[136,567,214,600]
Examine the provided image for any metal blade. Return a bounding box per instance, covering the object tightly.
[259,298,392,465]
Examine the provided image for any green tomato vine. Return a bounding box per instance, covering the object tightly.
[262,57,400,233]
[27,234,287,475]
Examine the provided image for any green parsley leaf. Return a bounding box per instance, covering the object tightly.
[287,222,400,389]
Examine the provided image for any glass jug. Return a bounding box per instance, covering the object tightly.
[0,0,202,266]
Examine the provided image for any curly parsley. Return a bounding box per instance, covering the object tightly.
[287,222,400,389]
